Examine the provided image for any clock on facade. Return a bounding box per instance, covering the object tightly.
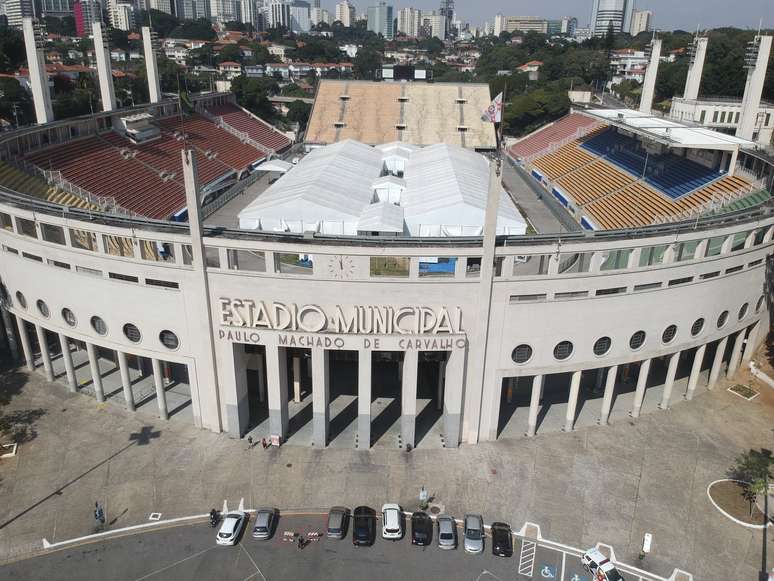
[327,255,356,280]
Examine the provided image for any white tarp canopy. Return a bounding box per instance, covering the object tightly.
[255,159,293,173]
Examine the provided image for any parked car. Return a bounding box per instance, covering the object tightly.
[436,514,457,550]
[251,508,277,540]
[410,511,432,546]
[216,511,248,546]
[352,506,376,546]
[582,548,625,581]
[463,513,484,554]
[490,522,513,557]
[327,506,350,539]
[381,503,403,540]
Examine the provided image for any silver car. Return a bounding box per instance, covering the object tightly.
[463,513,484,554]
[327,506,350,539]
[252,508,277,540]
[437,514,457,550]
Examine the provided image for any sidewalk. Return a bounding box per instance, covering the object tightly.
[0,359,772,580]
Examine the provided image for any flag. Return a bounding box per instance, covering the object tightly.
[481,92,503,123]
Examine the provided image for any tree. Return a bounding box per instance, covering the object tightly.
[170,18,216,41]
[0,27,26,73]
[230,75,278,120]
[354,47,381,80]
[137,10,179,38]
[728,448,773,517]
[0,77,33,126]
[286,100,312,129]
[217,43,242,64]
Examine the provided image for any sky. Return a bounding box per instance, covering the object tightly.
[320,0,772,31]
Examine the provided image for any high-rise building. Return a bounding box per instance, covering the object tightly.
[418,10,444,41]
[111,2,135,30]
[40,0,73,17]
[397,6,419,37]
[4,0,34,28]
[289,0,309,33]
[493,13,504,36]
[630,9,652,36]
[211,0,239,22]
[176,0,209,20]
[439,0,453,38]
[334,0,354,26]
[366,1,392,40]
[310,6,330,25]
[502,16,548,34]
[268,0,290,28]
[547,16,577,36]
[590,0,634,36]
[73,0,101,36]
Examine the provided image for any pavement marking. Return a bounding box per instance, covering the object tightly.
[239,544,267,581]
[148,513,162,521]
[518,539,537,576]
[131,545,217,581]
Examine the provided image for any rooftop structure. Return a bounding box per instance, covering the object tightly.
[238,140,526,236]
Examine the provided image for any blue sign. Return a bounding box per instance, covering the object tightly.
[539,564,557,579]
[568,574,590,581]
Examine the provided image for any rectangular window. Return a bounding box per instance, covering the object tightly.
[182,244,194,265]
[16,217,37,238]
[509,293,547,303]
[720,111,726,123]
[675,240,700,262]
[70,228,97,251]
[558,252,592,274]
[748,259,763,268]
[275,253,313,275]
[668,277,693,286]
[639,245,667,267]
[699,110,706,124]
[41,223,66,245]
[704,236,725,257]
[599,249,633,271]
[712,110,718,123]
[699,271,720,280]
[48,259,70,269]
[22,252,43,262]
[766,113,771,127]
[109,272,139,283]
[465,257,482,278]
[730,231,748,252]
[736,112,742,123]
[634,282,662,292]
[370,256,409,277]
[146,278,180,290]
[228,249,266,272]
[76,265,102,277]
[103,235,135,258]
[0,212,13,231]
[753,229,767,246]
[418,257,456,278]
[140,240,176,262]
[595,286,627,296]
[554,291,588,300]
[205,247,220,268]
[725,265,743,274]
[3,245,18,254]
[512,254,551,276]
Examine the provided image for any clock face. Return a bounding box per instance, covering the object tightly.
[327,255,356,280]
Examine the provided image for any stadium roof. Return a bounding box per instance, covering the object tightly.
[238,139,526,237]
[583,109,756,151]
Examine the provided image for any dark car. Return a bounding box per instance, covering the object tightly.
[352,506,376,546]
[410,511,433,546]
[490,522,513,558]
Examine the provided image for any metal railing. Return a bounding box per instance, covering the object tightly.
[201,171,262,218]
[522,124,601,165]
[200,110,274,157]
[651,178,766,225]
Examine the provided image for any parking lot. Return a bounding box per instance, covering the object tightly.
[0,513,661,581]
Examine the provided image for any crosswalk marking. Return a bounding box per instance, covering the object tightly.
[518,539,537,576]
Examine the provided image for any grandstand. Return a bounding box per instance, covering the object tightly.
[306,80,497,150]
[204,103,292,154]
[511,109,765,230]
[0,161,97,210]
[23,114,266,220]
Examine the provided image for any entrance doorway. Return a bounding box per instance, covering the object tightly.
[371,351,402,447]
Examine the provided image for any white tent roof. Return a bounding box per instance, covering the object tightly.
[584,109,755,150]
[255,159,293,172]
[357,201,405,233]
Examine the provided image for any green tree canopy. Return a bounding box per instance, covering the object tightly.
[286,99,312,129]
[230,75,278,120]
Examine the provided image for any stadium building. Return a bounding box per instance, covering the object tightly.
[0,22,773,449]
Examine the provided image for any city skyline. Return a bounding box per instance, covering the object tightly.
[323,0,771,31]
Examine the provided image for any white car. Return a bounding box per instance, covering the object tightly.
[381,503,403,540]
[581,548,625,581]
[216,511,248,546]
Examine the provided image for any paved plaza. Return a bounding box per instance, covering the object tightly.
[0,354,772,580]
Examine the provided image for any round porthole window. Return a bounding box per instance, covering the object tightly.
[123,323,141,343]
[61,308,77,327]
[511,344,533,364]
[716,311,729,329]
[690,318,705,337]
[662,325,677,344]
[629,330,646,350]
[159,330,179,350]
[36,299,50,318]
[553,340,573,361]
[91,316,107,336]
[738,303,749,320]
[15,291,26,309]
[593,336,612,356]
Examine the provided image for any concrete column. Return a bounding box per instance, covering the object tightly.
[631,358,651,418]
[58,334,77,392]
[742,321,761,363]
[436,359,445,411]
[683,37,708,101]
[141,26,162,104]
[34,324,54,383]
[311,348,329,447]
[266,345,289,440]
[22,18,54,123]
[357,349,371,448]
[599,365,618,425]
[442,348,465,448]
[151,358,169,420]
[659,352,681,410]
[726,331,746,378]
[685,344,707,401]
[737,35,773,140]
[563,370,582,432]
[92,22,116,112]
[401,350,419,447]
[708,336,728,389]
[639,38,662,114]
[117,351,136,411]
[16,317,34,372]
[86,343,105,403]
[292,355,302,403]
[526,375,543,437]
[1,309,20,360]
